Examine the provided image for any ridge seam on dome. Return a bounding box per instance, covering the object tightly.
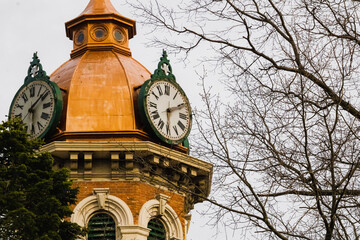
[65,52,89,131]
[111,50,136,130]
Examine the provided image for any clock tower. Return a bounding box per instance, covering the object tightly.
[25,0,212,239]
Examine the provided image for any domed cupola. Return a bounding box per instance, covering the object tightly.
[65,0,136,58]
[49,0,157,145]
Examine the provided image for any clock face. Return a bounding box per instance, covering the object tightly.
[145,80,192,143]
[10,80,56,138]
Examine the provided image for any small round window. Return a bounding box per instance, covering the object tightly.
[75,31,85,45]
[95,29,105,38]
[113,29,124,43]
[91,25,108,41]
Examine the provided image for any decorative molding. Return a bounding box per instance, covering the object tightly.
[93,188,109,209]
[69,152,79,176]
[184,214,192,235]
[119,226,151,240]
[42,141,212,172]
[156,193,170,216]
[151,50,176,82]
[42,141,213,207]
[84,152,93,180]
[138,199,183,240]
[70,44,132,58]
[111,152,120,179]
[71,193,134,227]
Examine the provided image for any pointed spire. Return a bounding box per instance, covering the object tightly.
[80,0,120,15]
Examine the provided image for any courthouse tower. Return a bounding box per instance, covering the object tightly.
[38,0,213,239]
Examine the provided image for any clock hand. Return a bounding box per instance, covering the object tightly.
[29,91,47,111]
[168,103,185,112]
[21,101,33,122]
[167,108,171,128]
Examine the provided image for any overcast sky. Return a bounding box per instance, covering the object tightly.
[0,0,236,239]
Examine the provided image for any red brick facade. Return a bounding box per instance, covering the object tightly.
[72,181,186,235]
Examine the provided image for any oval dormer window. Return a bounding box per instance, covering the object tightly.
[91,25,108,41]
[113,28,124,43]
[75,30,85,45]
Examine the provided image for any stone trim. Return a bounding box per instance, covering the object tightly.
[93,188,109,209]
[119,226,151,240]
[138,199,183,240]
[42,141,213,172]
[156,193,170,216]
[71,193,134,227]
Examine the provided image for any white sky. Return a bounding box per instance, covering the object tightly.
[0,0,236,239]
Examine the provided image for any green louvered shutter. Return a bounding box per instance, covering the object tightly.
[88,213,116,240]
[147,218,166,240]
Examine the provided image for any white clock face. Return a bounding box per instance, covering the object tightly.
[146,80,191,142]
[10,81,55,138]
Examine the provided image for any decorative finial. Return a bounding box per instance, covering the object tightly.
[162,49,168,59]
[151,50,176,82]
[24,52,49,83]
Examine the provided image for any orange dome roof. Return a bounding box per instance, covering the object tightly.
[48,0,152,142]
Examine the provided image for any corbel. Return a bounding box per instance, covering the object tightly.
[155,193,170,216]
[149,155,160,164]
[93,188,109,209]
[69,152,79,175]
[84,152,93,179]
[125,152,134,170]
[111,152,120,179]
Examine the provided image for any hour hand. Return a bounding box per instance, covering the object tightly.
[168,103,185,112]
[21,103,33,122]
[167,109,171,127]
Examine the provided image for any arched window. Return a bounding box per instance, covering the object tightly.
[147,218,166,240]
[88,212,116,240]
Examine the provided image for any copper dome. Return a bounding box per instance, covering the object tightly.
[49,0,152,142]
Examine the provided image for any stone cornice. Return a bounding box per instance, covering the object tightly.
[42,141,213,206]
[41,141,213,173]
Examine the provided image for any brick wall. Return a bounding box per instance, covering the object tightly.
[72,181,186,236]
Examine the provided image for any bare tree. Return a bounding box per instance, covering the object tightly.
[130,0,360,239]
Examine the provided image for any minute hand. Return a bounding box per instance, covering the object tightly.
[168,103,185,112]
[29,91,47,110]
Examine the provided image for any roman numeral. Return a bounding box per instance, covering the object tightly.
[15,104,24,110]
[151,91,159,100]
[173,91,178,100]
[166,124,170,135]
[164,85,170,96]
[157,118,165,130]
[179,112,187,120]
[41,112,50,120]
[30,86,35,97]
[41,91,49,101]
[31,124,35,134]
[157,85,163,96]
[15,113,22,119]
[151,110,160,120]
[37,121,44,131]
[150,102,157,109]
[22,93,28,103]
[177,121,186,131]
[43,102,51,109]
[173,126,179,136]
[37,86,43,97]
